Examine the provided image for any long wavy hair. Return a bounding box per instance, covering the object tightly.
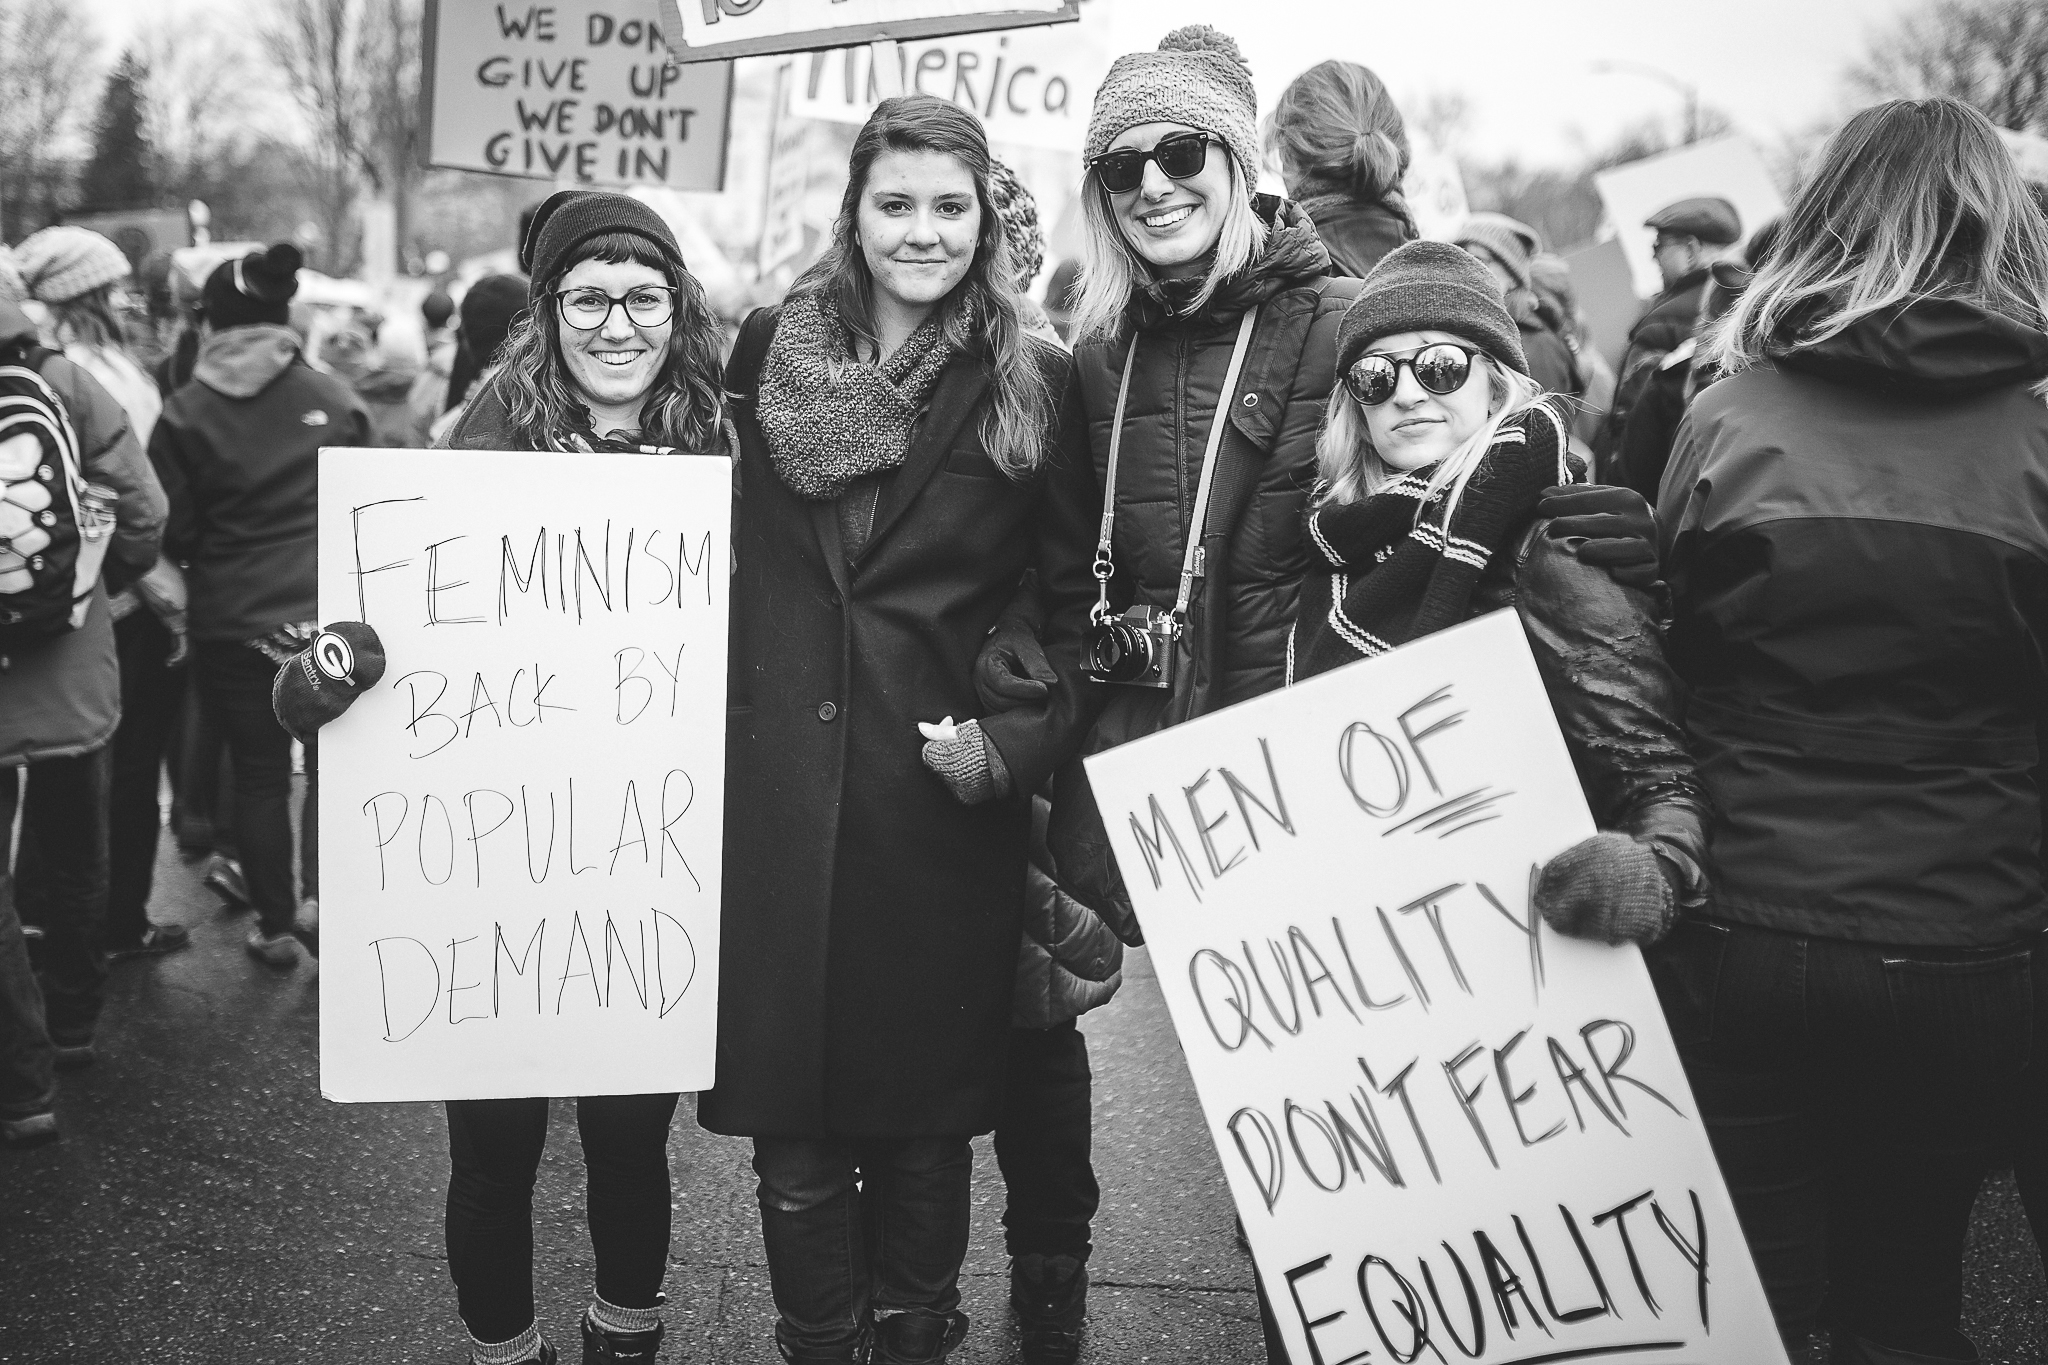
[1709,97,2048,385]
[1070,142,1267,344]
[1264,61,1418,236]
[788,94,1054,480]
[47,285,132,356]
[496,230,726,452]
[1315,346,1548,525]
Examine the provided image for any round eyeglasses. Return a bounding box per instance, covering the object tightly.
[552,285,678,331]
[1344,343,1487,406]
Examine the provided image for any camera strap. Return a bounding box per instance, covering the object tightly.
[1090,305,1260,632]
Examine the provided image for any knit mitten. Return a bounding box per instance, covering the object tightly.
[272,621,387,743]
[1534,831,1675,945]
[919,717,1013,806]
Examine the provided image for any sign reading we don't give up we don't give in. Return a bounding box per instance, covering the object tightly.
[316,449,732,1103]
[1084,610,1788,1365]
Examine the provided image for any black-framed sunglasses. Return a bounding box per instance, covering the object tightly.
[1087,132,1218,195]
[552,285,679,331]
[1344,343,1487,406]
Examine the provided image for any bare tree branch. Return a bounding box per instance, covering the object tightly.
[1849,0,2048,133]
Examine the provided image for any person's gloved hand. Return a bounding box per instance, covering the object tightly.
[1538,484,1660,591]
[974,614,1055,712]
[272,621,386,743]
[918,716,1014,806]
[1533,831,1676,945]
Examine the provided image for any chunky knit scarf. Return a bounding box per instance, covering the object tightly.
[1290,400,1573,682]
[757,289,957,501]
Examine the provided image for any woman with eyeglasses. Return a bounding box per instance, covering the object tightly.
[699,96,1098,1365]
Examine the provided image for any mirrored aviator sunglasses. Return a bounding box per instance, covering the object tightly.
[1088,132,1216,194]
[1344,343,1482,406]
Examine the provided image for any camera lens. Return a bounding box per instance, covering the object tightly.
[1084,618,1153,683]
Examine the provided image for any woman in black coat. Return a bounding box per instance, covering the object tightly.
[698,96,1098,1365]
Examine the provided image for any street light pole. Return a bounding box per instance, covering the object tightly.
[1591,59,1704,145]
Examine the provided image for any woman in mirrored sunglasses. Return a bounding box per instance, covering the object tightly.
[1292,238,1708,964]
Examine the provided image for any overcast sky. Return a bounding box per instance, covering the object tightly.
[91,0,1920,166]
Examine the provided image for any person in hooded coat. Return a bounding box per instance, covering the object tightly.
[1654,98,2048,1365]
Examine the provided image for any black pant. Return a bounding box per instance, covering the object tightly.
[1646,917,2044,1358]
[106,611,185,946]
[7,750,110,1047]
[194,641,313,936]
[994,1021,1099,1259]
[751,1134,973,1356]
[443,1093,679,1343]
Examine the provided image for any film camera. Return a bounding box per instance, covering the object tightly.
[1082,604,1180,690]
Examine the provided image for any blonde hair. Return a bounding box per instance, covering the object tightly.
[1710,97,2048,385]
[1315,348,1547,526]
[1069,153,1269,343]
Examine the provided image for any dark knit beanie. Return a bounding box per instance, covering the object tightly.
[203,243,302,329]
[1085,26,1261,193]
[520,190,686,299]
[459,274,529,368]
[1336,240,1530,379]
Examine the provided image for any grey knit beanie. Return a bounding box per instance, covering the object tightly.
[1337,240,1529,379]
[1084,26,1260,194]
[1453,212,1539,293]
[14,226,131,305]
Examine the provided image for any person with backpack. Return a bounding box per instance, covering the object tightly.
[147,243,370,971]
[0,281,167,1146]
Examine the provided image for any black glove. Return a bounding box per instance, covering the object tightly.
[272,622,386,743]
[1537,484,1660,591]
[974,613,1055,712]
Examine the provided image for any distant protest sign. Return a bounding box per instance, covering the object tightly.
[788,4,1107,152]
[1084,610,1787,1365]
[1594,135,1784,299]
[316,449,731,1103]
[657,0,1077,64]
[424,0,734,190]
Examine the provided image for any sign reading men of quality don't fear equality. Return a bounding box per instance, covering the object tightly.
[1084,610,1787,1365]
[316,450,731,1102]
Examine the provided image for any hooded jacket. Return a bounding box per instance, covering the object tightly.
[148,325,370,642]
[0,300,167,765]
[1659,297,2048,946]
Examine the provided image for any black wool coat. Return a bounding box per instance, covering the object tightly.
[696,305,1100,1138]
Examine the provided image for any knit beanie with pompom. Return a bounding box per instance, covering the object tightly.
[13,226,132,305]
[203,243,303,329]
[1084,26,1260,194]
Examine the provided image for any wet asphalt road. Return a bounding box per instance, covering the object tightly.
[2,839,2043,1363]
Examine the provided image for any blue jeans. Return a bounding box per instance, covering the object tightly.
[1645,916,2044,1358]
[751,1135,973,1357]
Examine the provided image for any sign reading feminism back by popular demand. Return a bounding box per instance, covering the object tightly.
[1084,610,1787,1365]
[316,449,730,1102]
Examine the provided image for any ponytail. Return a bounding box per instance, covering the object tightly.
[1265,60,1416,233]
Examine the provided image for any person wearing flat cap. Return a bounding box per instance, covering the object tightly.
[1293,235,1710,953]
[1595,194,1742,470]
[270,189,733,1365]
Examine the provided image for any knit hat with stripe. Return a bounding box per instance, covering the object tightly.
[1337,240,1530,380]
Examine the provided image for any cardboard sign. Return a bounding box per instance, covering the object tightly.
[657,0,1076,64]
[788,4,1107,152]
[424,0,734,190]
[316,448,731,1102]
[1593,136,1784,299]
[1084,610,1787,1365]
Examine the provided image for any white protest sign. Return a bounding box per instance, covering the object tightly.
[657,0,1075,64]
[424,0,734,189]
[789,5,1107,152]
[1593,135,1783,299]
[1084,610,1786,1365]
[316,449,731,1103]
[1404,134,1470,243]
[759,61,812,271]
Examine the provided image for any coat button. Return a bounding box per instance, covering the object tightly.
[1242,393,1259,408]
[817,701,839,722]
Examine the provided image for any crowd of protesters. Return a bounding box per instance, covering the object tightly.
[4,20,2048,1365]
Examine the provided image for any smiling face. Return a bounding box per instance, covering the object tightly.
[1104,121,1233,277]
[857,148,981,326]
[553,256,673,424]
[1358,330,1497,472]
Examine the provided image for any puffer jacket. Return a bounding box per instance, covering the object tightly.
[0,300,167,765]
[1660,297,2048,948]
[1047,197,1360,935]
[1014,796,1123,1029]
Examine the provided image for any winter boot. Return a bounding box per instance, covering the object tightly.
[1010,1254,1087,1365]
[871,1310,968,1364]
[582,1313,663,1363]
[1829,1332,1980,1365]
